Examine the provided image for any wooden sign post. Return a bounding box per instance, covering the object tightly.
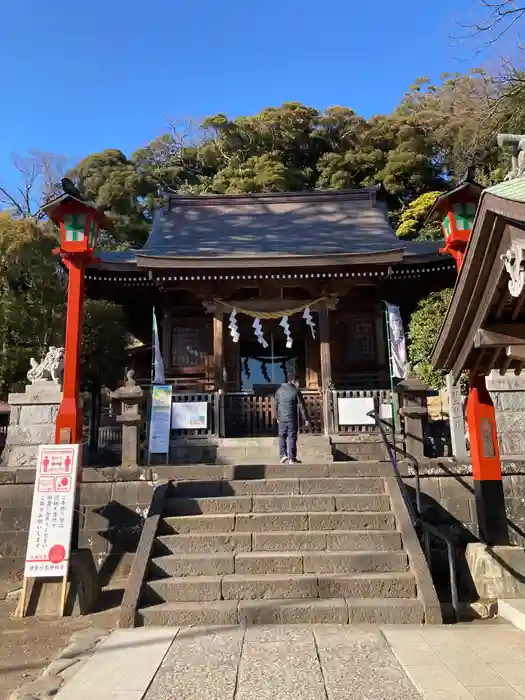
[18,443,80,618]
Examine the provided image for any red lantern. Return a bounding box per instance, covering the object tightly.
[426,169,483,271]
[41,186,112,445]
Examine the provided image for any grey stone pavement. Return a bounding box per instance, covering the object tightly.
[54,623,525,700]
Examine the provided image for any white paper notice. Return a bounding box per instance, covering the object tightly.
[172,401,208,430]
[24,444,80,578]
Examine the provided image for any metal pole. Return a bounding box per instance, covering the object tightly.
[384,303,397,441]
[271,331,275,384]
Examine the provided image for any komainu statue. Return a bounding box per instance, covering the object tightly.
[497,134,525,180]
[27,346,65,385]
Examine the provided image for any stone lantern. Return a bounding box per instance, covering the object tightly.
[110,371,144,470]
[396,365,430,459]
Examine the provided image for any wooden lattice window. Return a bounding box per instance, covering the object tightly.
[171,320,212,372]
[343,317,376,365]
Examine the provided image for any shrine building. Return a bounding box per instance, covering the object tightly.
[86,187,455,444]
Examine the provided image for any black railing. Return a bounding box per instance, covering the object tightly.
[370,400,460,623]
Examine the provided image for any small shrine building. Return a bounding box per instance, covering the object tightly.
[87,187,455,439]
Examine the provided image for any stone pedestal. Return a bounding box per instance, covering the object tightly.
[396,368,429,459]
[466,542,525,599]
[1,381,63,469]
[110,371,144,471]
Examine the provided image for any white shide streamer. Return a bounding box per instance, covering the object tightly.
[228,308,240,343]
[302,307,316,339]
[253,318,268,348]
[279,315,293,348]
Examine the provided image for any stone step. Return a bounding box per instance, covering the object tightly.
[139,600,239,626]
[163,494,391,516]
[346,598,424,624]
[251,530,403,552]
[318,572,416,599]
[138,597,424,626]
[160,511,396,535]
[155,529,403,555]
[149,461,402,481]
[218,437,332,448]
[169,477,386,497]
[145,572,416,603]
[150,550,408,578]
[215,445,333,465]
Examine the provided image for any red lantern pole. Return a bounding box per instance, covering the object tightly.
[41,183,110,448]
[54,255,88,445]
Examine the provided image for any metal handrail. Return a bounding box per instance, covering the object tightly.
[369,403,460,623]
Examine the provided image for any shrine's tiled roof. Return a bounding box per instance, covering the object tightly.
[139,188,402,260]
[95,188,447,270]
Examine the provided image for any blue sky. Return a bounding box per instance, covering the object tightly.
[0,0,511,190]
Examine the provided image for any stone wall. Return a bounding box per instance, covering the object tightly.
[0,468,155,585]
[404,459,525,598]
[487,372,525,457]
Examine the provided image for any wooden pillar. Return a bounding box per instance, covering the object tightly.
[213,310,224,390]
[318,303,333,434]
[466,373,509,545]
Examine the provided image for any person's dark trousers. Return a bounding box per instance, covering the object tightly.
[278,421,298,460]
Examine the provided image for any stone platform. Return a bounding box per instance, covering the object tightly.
[168,435,334,465]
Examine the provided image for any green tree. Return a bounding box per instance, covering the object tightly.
[407,288,452,389]
[396,191,443,240]
[0,213,64,395]
[396,71,501,182]
[82,299,129,454]
[67,149,156,248]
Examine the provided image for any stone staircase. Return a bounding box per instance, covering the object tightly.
[136,461,433,626]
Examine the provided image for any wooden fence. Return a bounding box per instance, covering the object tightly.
[224,391,324,437]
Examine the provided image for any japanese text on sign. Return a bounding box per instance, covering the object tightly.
[24,444,80,578]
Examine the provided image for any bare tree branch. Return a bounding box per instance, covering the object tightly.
[0,151,69,219]
[454,0,525,53]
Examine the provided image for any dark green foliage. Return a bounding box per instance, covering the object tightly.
[408,289,453,389]
[82,300,129,393]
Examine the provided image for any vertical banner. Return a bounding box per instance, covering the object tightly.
[152,307,165,385]
[385,303,407,379]
[148,384,172,456]
[24,444,80,578]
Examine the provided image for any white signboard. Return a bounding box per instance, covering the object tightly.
[172,401,208,430]
[148,384,173,455]
[24,444,80,578]
[337,398,392,426]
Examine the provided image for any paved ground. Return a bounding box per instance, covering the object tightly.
[50,622,525,700]
[0,589,122,700]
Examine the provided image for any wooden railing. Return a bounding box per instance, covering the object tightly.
[224,391,324,437]
[332,388,393,434]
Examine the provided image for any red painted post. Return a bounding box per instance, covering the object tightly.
[466,374,509,544]
[40,184,111,448]
[434,179,508,544]
[54,256,87,445]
